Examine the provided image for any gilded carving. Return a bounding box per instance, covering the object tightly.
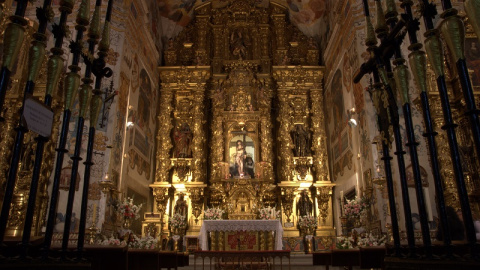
[311,88,329,182]
[277,92,294,182]
[210,115,224,179]
[186,186,205,224]
[315,185,335,224]
[0,99,22,191]
[155,89,174,183]
[281,187,295,223]
[152,186,170,220]
[191,89,206,183]
[152,0,331,236]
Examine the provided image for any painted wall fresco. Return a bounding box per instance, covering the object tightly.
[113,1,161,235]
[157,0,331,52]
[325,64,353,179]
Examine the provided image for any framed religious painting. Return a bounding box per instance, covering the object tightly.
[229,135,255,179]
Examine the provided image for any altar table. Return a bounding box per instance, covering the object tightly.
[198,220,283,251]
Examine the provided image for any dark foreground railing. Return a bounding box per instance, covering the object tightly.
[0,242,189,270]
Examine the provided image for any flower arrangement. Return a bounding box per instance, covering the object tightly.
[168,213,187,228]
[343,196,367,220]
[258,206,280,220]
[203,207,224,220]
[356,233,386,247]
[298,215,318,229]
[98,236,126,246]
[336,236,355,249]
[336,233,386,249]
[128,235,158,249]
[118,197,143,220]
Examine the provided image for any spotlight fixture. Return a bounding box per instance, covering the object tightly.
[348,118,358,127]
[347,108,357,127]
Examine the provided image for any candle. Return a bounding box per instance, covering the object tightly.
[92,203,97,224]
[423,188,433,221]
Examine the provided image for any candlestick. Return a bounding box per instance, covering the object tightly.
[92,203,97,225]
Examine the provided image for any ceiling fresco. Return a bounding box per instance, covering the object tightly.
[156,0,332,52]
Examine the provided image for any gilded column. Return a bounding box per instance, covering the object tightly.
[0,99,21,192]
[151,184,170,236]
[260,115,273,181]
[272,13,286,64]
[211,25,223,73]
[277,92,294,182]
[260,84,274,181]
[310,85,329,182]
[259,24,270,72]
[192,87,206,183]
[259,25,269,57]
[210,114,224,179]
[195,15,208,64]
[272,14,285,49]
[155,88,174,183]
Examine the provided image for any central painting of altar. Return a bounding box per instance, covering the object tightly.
[148,0,334,245]
[229,135,255,179]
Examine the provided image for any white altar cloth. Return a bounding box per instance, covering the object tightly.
[198,220,283,251]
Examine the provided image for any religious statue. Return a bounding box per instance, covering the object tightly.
[20,139,35,171]
[167,38,174,50]
[212,83,225,106]
[292,124,311,157]
[173,123,193,158]
[230,29,247,60]
[308,37,318,49]
[234,140,247,177]
[296,190,313,217]
[174,193,188,218]
[281,54,289,65]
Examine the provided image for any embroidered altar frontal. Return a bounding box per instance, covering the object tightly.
[210,231,275,251]
[210,231,276,251]
[199,220,283,251]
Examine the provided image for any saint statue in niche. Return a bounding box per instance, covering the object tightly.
[235,140,246,176]
[292,124,311,157]
[296,190,313,217]
[230,29,247,60]
[174,193,188,217]
[173,123,193,158]
[229,135,255,178]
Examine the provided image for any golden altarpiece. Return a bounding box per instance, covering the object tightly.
[148,0,335,244]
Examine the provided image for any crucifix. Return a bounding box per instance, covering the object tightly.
[231,126,255,178]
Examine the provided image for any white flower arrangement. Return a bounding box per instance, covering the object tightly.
[98,236,126,246]
[168,213,187,228]
[203,207,224,220]
[128,235,158,249]
[356,233,386,247]
[336,236,355,249]
[336,233,386,249]
[298,215,318,229]
[258,206,280,220]
[118,197,143,220]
